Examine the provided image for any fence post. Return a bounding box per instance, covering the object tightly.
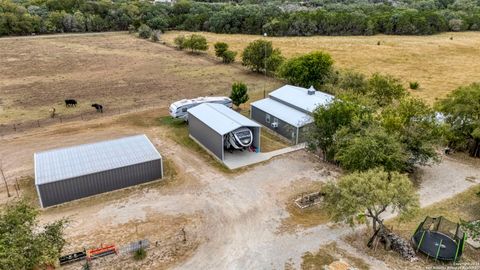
[37,120,40,127]
[13,124,16,132]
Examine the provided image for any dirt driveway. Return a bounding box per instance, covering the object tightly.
[1,111,479,269]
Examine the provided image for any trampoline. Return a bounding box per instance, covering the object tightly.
[412,216,466,262]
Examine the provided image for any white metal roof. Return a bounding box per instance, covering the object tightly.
[34,134,161,185]
[170,96,231,110]
[188,103,260,135]
[251,98,313,127]
[269,85,334,113]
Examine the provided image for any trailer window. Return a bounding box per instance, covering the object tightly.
[266,114,270,123]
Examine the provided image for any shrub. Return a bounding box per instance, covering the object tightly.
[241,39,284,73]
[128,25,136,34]
[409,81,419,90]
[230,82,249,108]
[214,42,236,63]
[174,35,186,49]
[222,50,237,63]
[151,31,160,42]
[133,247,147,261]
[278,51,334,89]
[182,34,208,53]
[138,24,152,39]
[214,42,228,57]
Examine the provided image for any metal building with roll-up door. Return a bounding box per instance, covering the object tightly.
[188,103,261,162]
[34,134,163,208]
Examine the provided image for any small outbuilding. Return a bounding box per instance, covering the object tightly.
[188,103,261,162]
[251,85,334,144]
[34,134,163,208]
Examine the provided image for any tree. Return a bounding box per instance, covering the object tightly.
[241,39,284,73]
[0,199,67,269]
[278,51,334,89]
[367,73,407,107]
[214,42,228,57]
[174,35,186,49]
[137,24,152,39]
[381,97,440,170]
[214,42,237,63]
[436,82,480,158]
[183,34,208,53]
[335,125,408,172]
[221,50,237,64]
[324,168,419,235]
[309,99,371,162]
[230,82,249,109]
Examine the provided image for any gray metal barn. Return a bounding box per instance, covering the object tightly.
[34,134,163,208]
[251,85,334,144]
[188,103,261,161]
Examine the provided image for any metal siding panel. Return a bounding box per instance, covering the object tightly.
[252,107,296,143]
[189,114,223,160]
[38,158,163,207]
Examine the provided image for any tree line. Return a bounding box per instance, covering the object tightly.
[2,0,480,37]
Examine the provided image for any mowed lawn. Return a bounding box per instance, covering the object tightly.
[163,31,480,103]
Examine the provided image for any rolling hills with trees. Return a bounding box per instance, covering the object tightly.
[1,0,480,37]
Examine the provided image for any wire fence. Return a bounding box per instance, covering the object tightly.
[0,103,165,138]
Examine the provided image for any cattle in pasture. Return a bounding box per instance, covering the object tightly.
[91,103,103,113]
[65,99,77,107]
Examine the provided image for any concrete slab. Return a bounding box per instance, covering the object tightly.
[223,143,306,170]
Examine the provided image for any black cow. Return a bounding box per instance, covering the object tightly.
[65,99,77,107]
[91,103,103,113]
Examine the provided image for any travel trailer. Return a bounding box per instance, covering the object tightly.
[169,96,233,121]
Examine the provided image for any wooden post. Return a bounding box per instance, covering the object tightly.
[15,178,20,192]
[13,124,16,132]
[37,120,40,127]
[181,227,186,243]
[0,160,11,198]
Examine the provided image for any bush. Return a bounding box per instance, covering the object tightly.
[242,39,284,73]
[214,42,228,57]
[278,51,334,89]
[133,247,147,261]
[138,24,152,39]
[222,50,237,63]
[151,31,159,42]
[214,42,237,63]
[230,82,249,108]
[128,25,136,34]
[409,81,419,90]
[174,35,186,49]
[179,34,208,53]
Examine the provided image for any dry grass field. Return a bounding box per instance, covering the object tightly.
[0,32,280,125]
[163,31,480,103]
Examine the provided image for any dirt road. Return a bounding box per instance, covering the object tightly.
[1,112,479,269]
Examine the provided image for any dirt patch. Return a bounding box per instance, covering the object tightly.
[278,179,331,233]
[301,242,370,270]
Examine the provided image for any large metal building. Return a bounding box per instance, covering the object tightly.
[188,103,261,161]
[34,134,163,208]
[251,85,334,144]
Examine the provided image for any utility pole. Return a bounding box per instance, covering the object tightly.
[263,32,267,99]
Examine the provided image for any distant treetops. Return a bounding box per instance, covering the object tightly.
[2,0,480,37]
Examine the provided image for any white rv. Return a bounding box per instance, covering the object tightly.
[169,96,233,121]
